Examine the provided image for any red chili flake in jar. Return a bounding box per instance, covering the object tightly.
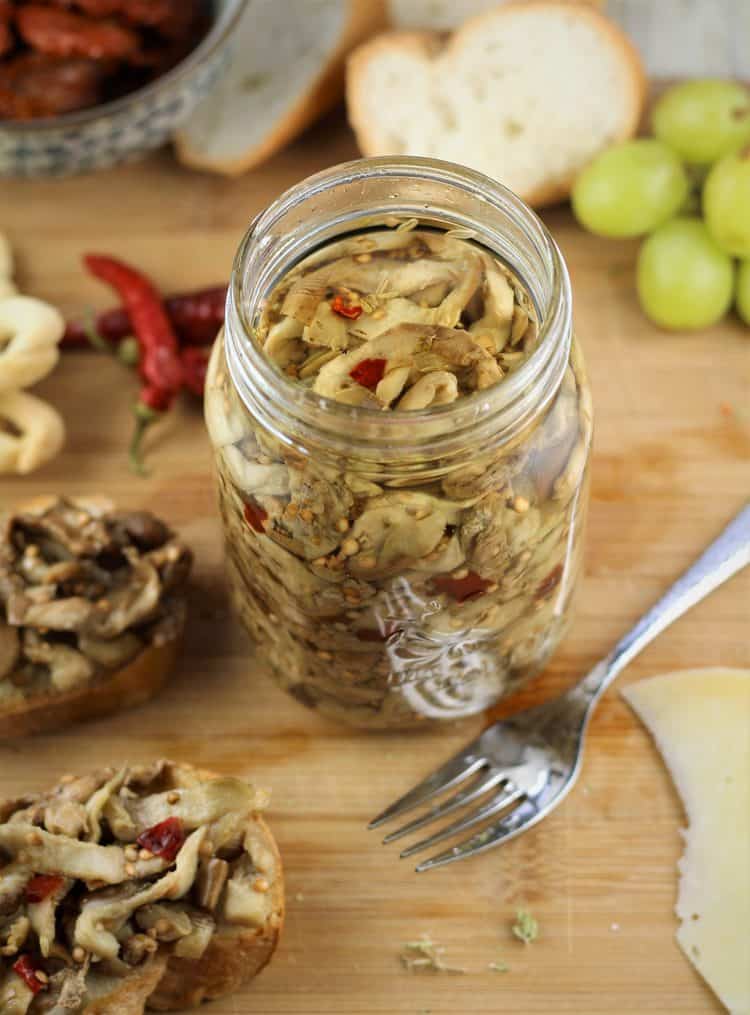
[13,955,45,995]
[355,628,381,642]
[349,358,387,391]
[136,817,185,863]
[331,294,363,320]
[25,874,64,904]
[433,571,492,603]
[355,622,399,643]
[535,563,563,600]
[243,500,268,533]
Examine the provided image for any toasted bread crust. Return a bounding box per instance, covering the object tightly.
[346,27,439,149]
[175,0,386,176]
[505,1,646,206]
[346,1,646,208]
[148,814,284,1010]
[147,767,284,1009]
[0,636,181,738]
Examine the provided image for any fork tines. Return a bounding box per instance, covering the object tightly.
[369,739,530,872]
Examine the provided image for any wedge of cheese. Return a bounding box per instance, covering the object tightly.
[623,669,750,1015]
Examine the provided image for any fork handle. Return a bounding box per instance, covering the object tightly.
[581,502,750,700]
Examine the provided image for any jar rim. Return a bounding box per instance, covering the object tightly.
[225,156,573,464]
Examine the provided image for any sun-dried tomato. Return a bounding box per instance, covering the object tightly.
[136,817,185,862]
[13,955,45,995]
[331,294,363,320]
[25,874,64,904]
[243,500,268,533]
[349,358,387,391]
[433,571,492,603]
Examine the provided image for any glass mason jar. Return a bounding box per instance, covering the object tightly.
[205,157,592,730]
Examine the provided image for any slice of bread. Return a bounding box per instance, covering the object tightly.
[175,0,385,176]
[0,762,284,1012]
[138,765,284,1011]
[387,0,603,32]
[0,495,191,738]
[347,1,645,207]
[147,814,283,1009]
[0,637,181,739]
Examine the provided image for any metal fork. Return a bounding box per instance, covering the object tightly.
[370,503,750,872]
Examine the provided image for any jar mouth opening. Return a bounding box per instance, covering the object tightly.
[225,157,572,459]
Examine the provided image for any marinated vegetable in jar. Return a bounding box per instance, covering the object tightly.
[206,160,592,729]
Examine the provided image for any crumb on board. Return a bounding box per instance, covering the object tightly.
[400,934,466,974]
[512,909,539,945]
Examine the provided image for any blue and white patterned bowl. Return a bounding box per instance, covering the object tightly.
[0,0,246,178]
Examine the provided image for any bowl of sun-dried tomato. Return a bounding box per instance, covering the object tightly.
[0,0,246,177]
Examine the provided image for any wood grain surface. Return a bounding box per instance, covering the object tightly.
[0,118,748,1014]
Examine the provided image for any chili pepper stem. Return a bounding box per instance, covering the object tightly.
[129,404,160,477]
[117,336,140,367]
[81,311,140,368]
[83,310,113,354]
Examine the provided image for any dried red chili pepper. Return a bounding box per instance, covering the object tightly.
[180,346,209,398]
[136,816,185,862]
[433,571,492,603]
[84,254,183,475]
[331,294,363,320]
[13,955,45,995]
[166,286,226,345]
[243,501,268,534]
[62,307,131,348]
[25,874,64,904]
[349,358,387,391]
[62,286,226,349]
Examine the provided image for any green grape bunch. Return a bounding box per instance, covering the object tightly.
[571,78,750,332]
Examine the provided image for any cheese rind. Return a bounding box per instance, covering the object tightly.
[622,668,750,1015]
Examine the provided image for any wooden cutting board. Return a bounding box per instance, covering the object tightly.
[1,117,748,1015]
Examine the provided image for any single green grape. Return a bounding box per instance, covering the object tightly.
[572,139,689,238]
[636,218,734,330]
[703,149,750,257]
[736,259,750,327]
[652,79,750,164]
